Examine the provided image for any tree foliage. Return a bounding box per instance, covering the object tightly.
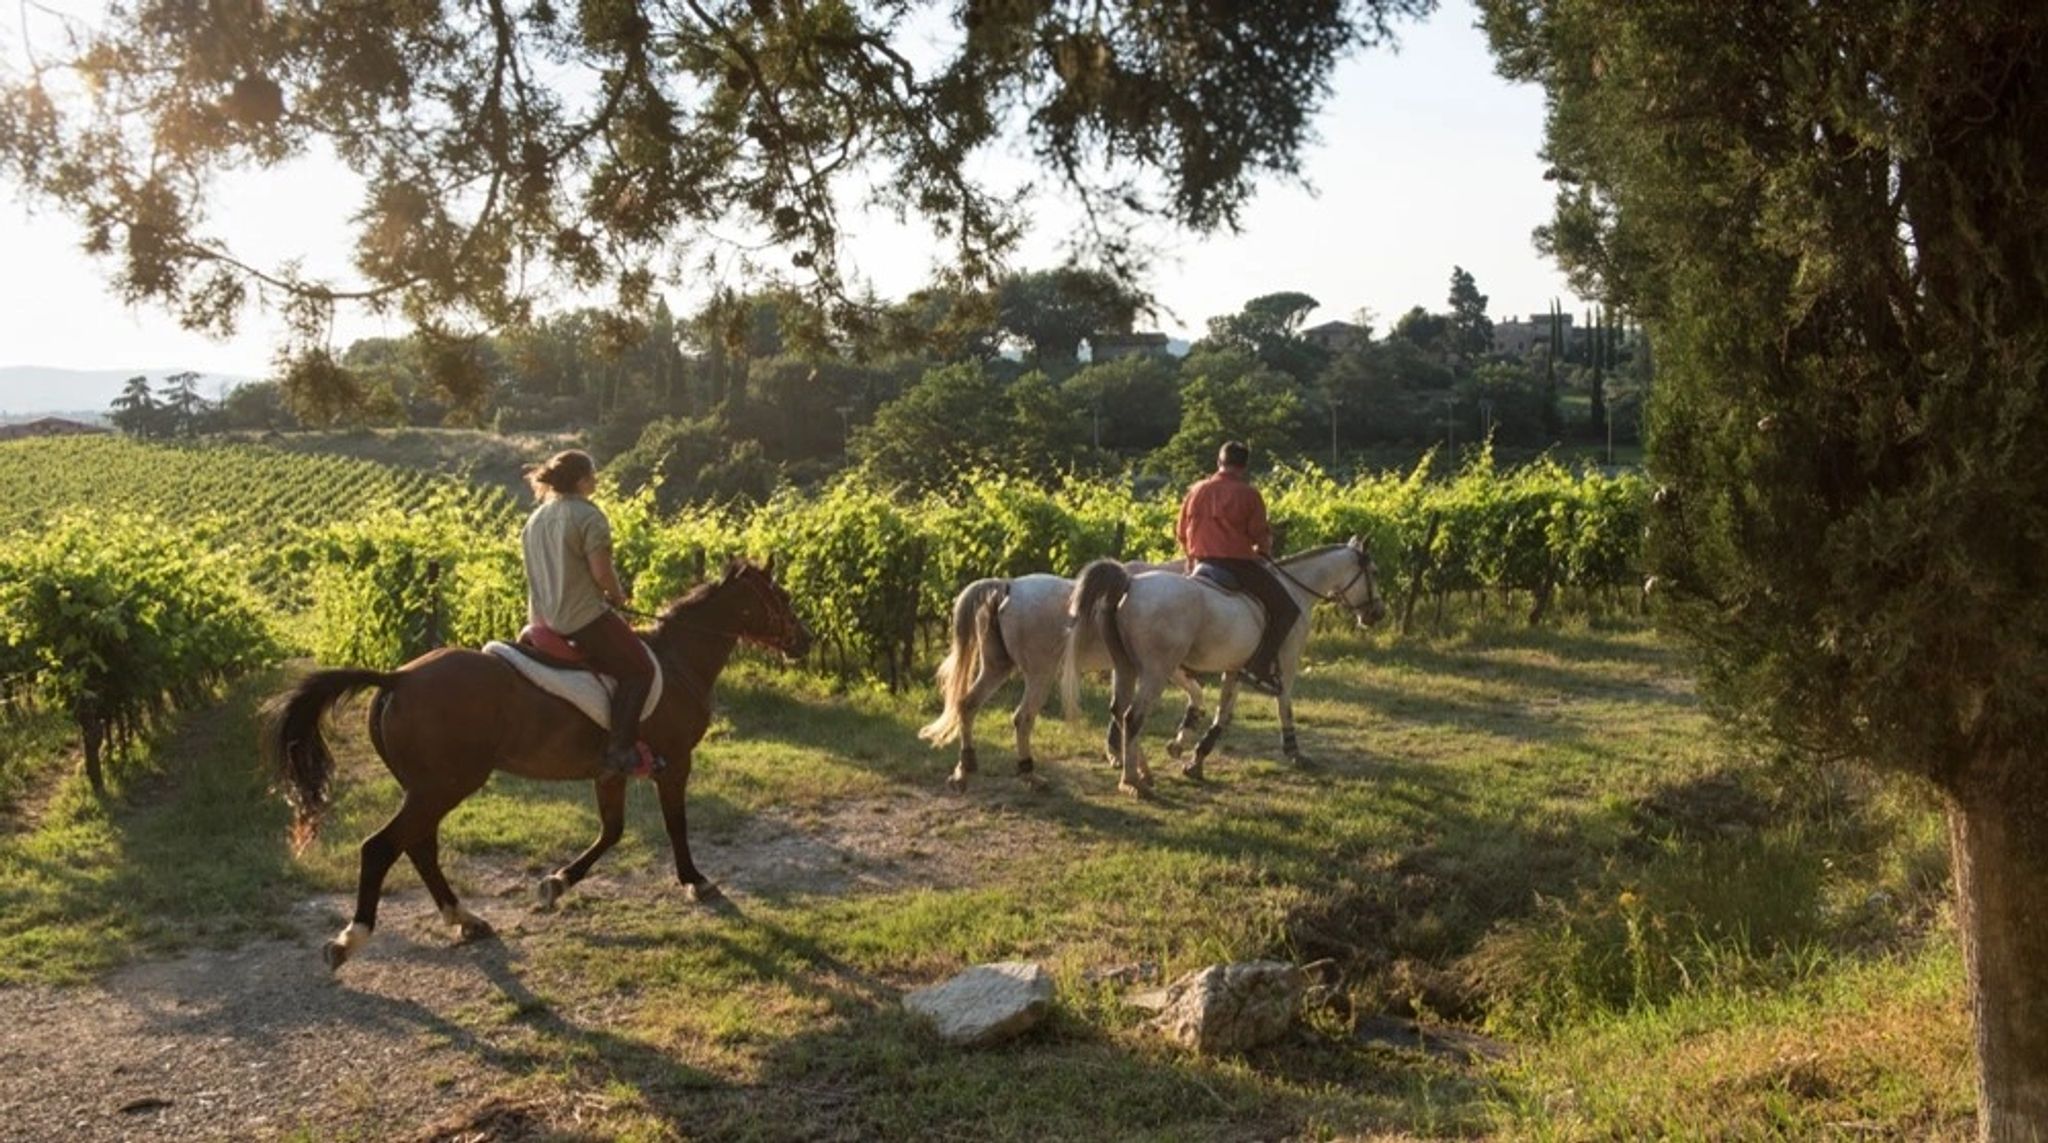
[1445,265,1493,360]
[0,0,1432,360]
[1484,0,2048,1124]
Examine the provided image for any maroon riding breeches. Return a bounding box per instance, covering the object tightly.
[564,611,655,751]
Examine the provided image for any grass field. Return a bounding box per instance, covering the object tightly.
[0,615,1972,1138]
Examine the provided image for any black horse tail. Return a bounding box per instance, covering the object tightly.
[919,578,1011,746]
[262,668,400,852]
[1065,560,1135,720]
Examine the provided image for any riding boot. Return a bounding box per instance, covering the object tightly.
[1243,627,1286,696]
[601,672,653,775]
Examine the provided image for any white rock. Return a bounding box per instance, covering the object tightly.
[1152,961,1305,1054]
[904,962,1055,1047]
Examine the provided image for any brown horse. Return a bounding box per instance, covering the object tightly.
[264,558,811,970]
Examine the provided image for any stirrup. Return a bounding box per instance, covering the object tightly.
[601,741,667,778]
[1242,668,1283,696]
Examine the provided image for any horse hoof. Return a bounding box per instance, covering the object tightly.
[686,881,723,904]
[322,940,350,972]
[1290,754,1317,771]
[536,875,567,910]
[1165,740,1187,761]
[457,917,496,943]
[1118,779,1152,799]
[1015,756,1035,775]
[946,772,969,793]
[1181,762,1206,782]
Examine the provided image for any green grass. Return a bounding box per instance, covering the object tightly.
[0,621,1973,1137]
[0,671,307,982]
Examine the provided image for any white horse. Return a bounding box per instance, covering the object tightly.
[1065,538,1387,796]
[920,563,1206,791]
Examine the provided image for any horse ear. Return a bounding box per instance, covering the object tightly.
[1347,534,1363,551]
[764,552,777,578]
[721,557,741,582]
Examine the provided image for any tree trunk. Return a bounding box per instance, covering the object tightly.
[78,710,107,798]
[1949,767,2048,1139]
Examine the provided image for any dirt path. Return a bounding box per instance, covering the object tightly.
[0,789,1061,1142]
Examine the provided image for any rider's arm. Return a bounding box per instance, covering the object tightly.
[1176,491,1196,570]
[1247,490,1275,557]
[587,546,628,608]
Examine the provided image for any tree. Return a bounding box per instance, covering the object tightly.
[1485,0,2048,1129]
[0,1,1431,362]
[852,362,1012,493]
[158,372,208,437]
[1062,355,1183,453]
[1445,266,1494,360]
[107,375,159,438]
[1389,306,1451,358]
[1149,349,1304,479]
[995,268,1143,371]
[1200,291,1330,383]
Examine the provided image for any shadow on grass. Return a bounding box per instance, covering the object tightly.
[0,669,311,981]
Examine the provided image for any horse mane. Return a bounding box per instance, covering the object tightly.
[1279,544,1349,566]
[650,577,728,641]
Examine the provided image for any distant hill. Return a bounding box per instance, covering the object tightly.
[0,366,251,420]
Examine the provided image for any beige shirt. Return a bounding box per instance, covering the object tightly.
[521,496,614,633]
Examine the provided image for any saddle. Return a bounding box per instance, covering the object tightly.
[1189,561,1243,593]
[1188,561,1270,623]
[482,625,665,733]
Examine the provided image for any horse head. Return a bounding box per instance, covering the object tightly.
[720,557,813,658]
[1343,535,1389,628]
[655,558,812,659]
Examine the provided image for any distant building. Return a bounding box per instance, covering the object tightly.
[1302,320,1367,354]
[0,416,109,442]
[1087,331,1172,363]
[1493,312,1575,356]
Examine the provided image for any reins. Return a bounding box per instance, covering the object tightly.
[1265,548,1380,618]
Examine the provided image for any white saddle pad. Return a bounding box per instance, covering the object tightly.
[483,641,664,731]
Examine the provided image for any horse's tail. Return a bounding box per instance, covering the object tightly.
[1065,560,1134,724]
[262,668,401,853]
[919,579,1011,747]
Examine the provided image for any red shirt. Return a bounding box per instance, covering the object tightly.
[1177,469,1273,560]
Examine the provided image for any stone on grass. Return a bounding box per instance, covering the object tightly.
[904,962,1055,1047]
[1151,961,1305,1054]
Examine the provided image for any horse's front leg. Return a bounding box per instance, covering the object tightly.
[537,774,628,910]
[653,756,720,902]
[1185,674,1241,782]
[1277,687,1306,767]
[1163,669,1206,760]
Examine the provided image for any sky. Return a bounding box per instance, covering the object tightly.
[0,0,1579,379]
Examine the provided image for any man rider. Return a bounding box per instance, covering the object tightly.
[1176,441,1299,696]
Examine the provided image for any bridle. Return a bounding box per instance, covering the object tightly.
[1266,545,1383,624]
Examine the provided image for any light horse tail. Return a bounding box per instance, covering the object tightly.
[1064,559,1135,724]
[918,578,1012,747]
[262,668,402,853]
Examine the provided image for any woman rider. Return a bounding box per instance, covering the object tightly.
[521,449,653,775]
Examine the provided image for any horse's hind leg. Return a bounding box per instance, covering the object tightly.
[538,776,628,910]
[1118,673,1171,797]
[407,826,494,943]
[1011,667,1056,781]
[329,791,445,971]
[948,664,1013,792]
